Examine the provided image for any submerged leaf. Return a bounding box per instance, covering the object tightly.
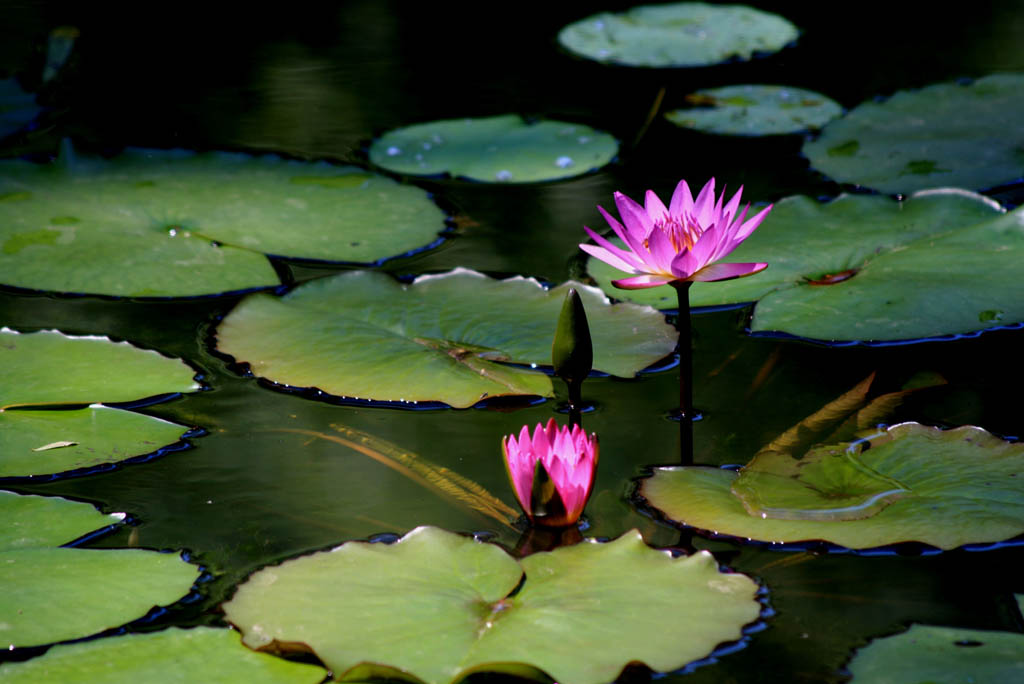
[224,526,760,684]
[642,423,1024,549]
[216,269,675,408]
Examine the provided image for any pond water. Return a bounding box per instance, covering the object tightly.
[2,1,1023,682]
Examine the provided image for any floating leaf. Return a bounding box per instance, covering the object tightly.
[369,115,618,183]
[804,74,1024,194]
[846,623,1024,683]
[216,269,676,408]
[0,547,200,648]
[0,627,327,683]
[0,329,196,477]
[641,423,1024,550]
[224,526,760,684]
[557,2,798,68]
[0,490,123,551]
[586,190,1019,342]
[666,85,842,136]
[0,147,445,296]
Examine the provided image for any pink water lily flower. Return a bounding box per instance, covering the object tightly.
[502,418,598,527]
[580,177,772,289]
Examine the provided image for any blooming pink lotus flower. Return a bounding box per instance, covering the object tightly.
[580,177,772,289]
[502,418,598,527]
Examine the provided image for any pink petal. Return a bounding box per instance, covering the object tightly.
[721,185,744,226]
[614,192,656,239]
[669,248,701,280]
[644,224,679,271]
[691,262,768,282]
[731,203,773,244]
[644,189,669,223]
[612,273,677,289]
[692,178,717,227]
[669,178,695,217]
[580,229,643,274]
[598,205,647,256]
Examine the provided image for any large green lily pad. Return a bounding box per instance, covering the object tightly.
[586,190,1019,342]
[846,623,1024,683]
[557,2,798,68]
[0,547,200,648]
[641,423,1024,550]
[0,147,446,296]
[665,85,842,136]
[0,627,327,683]
[1,329,196,477]
[804,73,1024,194]
[369,115,618,183]
[216,269,676,408]
[1,490,123,550]
[224,526,761,684]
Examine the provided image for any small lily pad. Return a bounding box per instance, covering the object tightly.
[846,623,1024,683]
[369,115,618,182]
[641,423,1024,550]
[224,526,761,684]
[557,2,799,68]
[586,190,1020,342]
[665,85,842,136]
[0,547,200,648]
[0,490,123,550]
[0,627,327,683]
[0,147,446,296]
[216,269,676,408]
[0,329,196,477]
[804,73,1024,194]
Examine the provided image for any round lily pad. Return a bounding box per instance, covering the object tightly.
[586,190,1018,342]
[369,115,618,183]
[0,329,196,477]
[846,623,1024,683]
[0,147,446,297]
[641,423,1024,550]
[215,269,676,409]
[0,490,123,550]
[0,627,327,683]
[0,547,200,648]
[665,85,842,136]
[223,526,761,684]
[804,73,1024,194]
[557,2,799,68]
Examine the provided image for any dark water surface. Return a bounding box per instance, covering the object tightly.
[2,1,1023,681]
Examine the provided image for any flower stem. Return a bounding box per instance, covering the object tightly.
[567,379,583,428]
[672,281,694,465]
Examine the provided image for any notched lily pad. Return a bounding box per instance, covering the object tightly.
[804,73,1024,194]
[0,490,123,550]
[666,85,842,136]
[223,526,761,684]
[0,328,197,477]
[586,190,1021,342]
[0,147,446,296]
[215,269,676,409]
[369,115,618,183]
[641,422,1024,550]
[0,627,327,683]
[847,623,1024,683]
[0,547,200,648]
[557,2,799,68]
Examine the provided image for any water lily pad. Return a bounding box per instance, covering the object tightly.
[223,526,760,684]
[0,329,196,477]
[0,547,200,648]
[846,623,1024,683]
[641,423,1024,550]
[0,147,445,296]
[586,190,1019,342]
[216,269,676,408]
[0,490,123,550]
[0,627,327,683]
[557,2,799,68]
[369,115,618,182]
[804,73,1024,194]
[665,85,842,136]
